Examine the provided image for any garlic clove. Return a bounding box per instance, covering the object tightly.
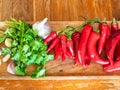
[7,61,15,74]
[5,38,12,47]
[2,54,10,62]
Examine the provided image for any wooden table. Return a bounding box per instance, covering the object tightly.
[0,21,120,90]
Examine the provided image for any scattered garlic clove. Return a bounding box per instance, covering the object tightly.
[2,54,10,62]
[7,61,15,74]
[32,18,51,39]
[5,38,12,47]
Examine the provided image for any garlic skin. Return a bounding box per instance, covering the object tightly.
[7,61,15,74]
[32,18,51,39]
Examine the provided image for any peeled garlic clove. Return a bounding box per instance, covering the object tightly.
[7,61,15,74]
[32,18,51,39]
[2,54,10,62]
[5,38,12,47]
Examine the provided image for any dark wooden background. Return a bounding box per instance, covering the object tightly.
[0,0,119,21]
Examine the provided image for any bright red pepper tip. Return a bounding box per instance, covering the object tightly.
[46,37,60,52]
[44,31,58,44]
[103,60,120,72]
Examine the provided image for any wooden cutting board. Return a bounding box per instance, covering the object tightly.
[0,21,120,90]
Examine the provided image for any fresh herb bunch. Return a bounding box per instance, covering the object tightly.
[0,19,53,78]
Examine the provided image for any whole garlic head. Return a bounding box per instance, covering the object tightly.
[32,18,51,39]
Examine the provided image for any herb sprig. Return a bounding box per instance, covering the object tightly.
[0,19,53,78]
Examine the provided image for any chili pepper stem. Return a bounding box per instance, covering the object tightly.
[112,18,117,24]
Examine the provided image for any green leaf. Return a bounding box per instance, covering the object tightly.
[35,55,44,65]
[0,36,6,43]
[1,48,11,56]
[24,34,33,42]
[12,52,21,61]
[33,29,39,36]
[26,54,38,65]
[22,44,30,53]
[11,40,18,47]
[31,67,45,78]
[5,28,16,37]
[42,55,54,65]
[15,65,27,76]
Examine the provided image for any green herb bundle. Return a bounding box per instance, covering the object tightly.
[0,19,53,78]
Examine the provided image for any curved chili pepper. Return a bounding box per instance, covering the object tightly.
[87,31,109,65]
[44,31,58,44]
[60,34,67,61]
[106,31,120,66]
[111,20,119,61]
[104,60,120,72]
[66,39,75,57]
[47,36,60,52]
[72,31,81,64]
[77,24,93,67]
[111,18,118,33]
[98,22,111,55]
[115,41,120,61]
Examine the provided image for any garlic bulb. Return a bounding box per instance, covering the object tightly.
[32,18,51,39]
[7,61,15,74]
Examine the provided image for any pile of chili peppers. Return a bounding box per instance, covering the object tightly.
[44,18,120,73]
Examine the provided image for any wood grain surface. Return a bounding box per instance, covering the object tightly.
[0,0,119,21]
[0,21,120,90]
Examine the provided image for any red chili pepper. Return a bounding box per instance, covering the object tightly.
[46,37,60,52]
[111,18,118,33]
[72,31,81,64]
[60,34,67,61]
[85,54,91,65]
[104,60,120,72]
[44,31,58,44]
[115,41,120,61]
[87,31,109,65]
[98,22,111,55]
[66,39,75,58]
[77,24,93,67]
[54,41,62,60]
[106,31,120,66]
